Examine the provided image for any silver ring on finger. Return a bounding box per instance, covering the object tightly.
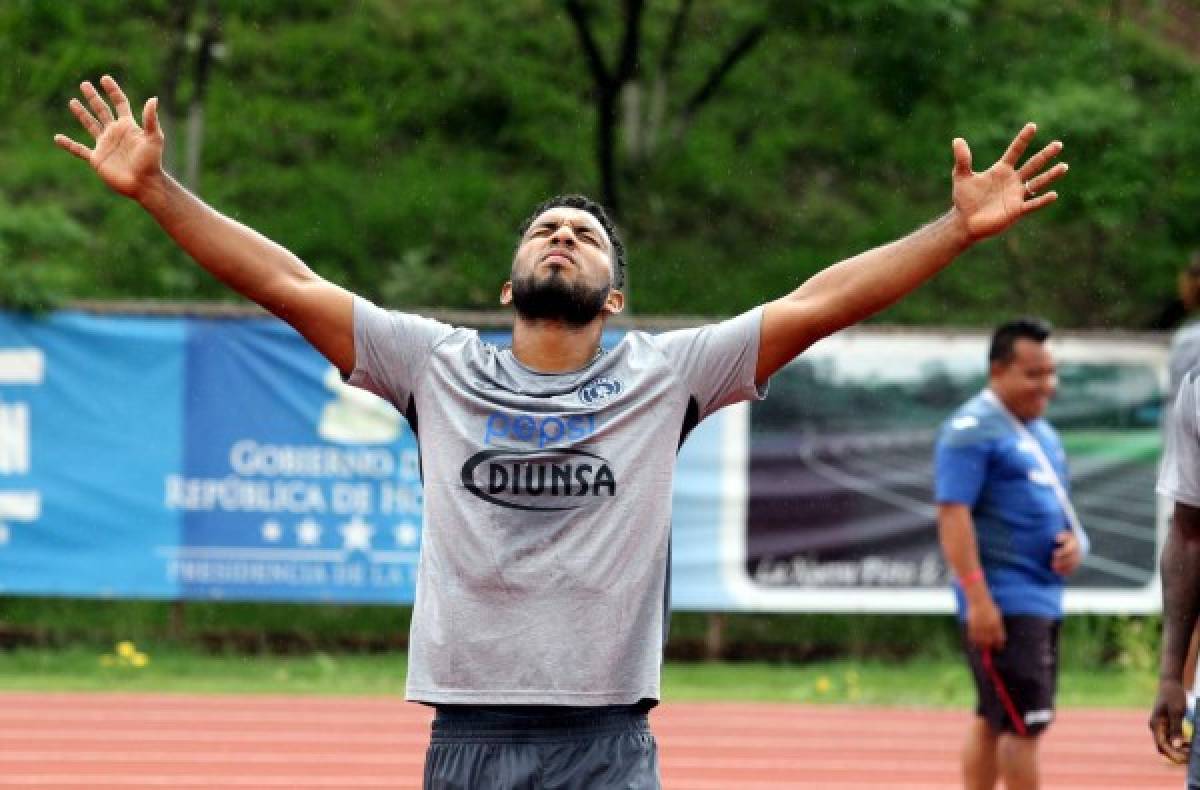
[1024,182,1035,199]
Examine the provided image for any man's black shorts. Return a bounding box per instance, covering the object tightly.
[424,704,660,789]
[961,615,1060,737]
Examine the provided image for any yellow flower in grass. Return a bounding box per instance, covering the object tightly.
[130,652,149,668]
[115,641,136,659]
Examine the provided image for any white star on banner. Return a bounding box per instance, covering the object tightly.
[296,518,323,547]
[393,522,419,547]
[340,516,374,552]
[261,520,283,543]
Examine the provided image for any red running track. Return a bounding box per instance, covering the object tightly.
[0,692,1182,788]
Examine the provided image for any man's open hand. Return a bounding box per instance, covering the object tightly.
[54,75,164,201]
[951,123,1068,242]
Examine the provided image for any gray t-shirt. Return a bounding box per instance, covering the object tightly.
[1160,370,1200,508]
[348,297,766,705]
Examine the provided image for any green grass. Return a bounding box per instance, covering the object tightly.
[0,599,1162,707]
[664,658,1158,708]
[0,598,413,644]
[0,644,409,696]
[0,645,1158,709]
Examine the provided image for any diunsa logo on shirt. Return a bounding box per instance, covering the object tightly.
[460,447,617,511]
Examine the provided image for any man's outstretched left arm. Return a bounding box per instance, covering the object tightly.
[755,123,1067,385]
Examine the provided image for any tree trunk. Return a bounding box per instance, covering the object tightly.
[621,80,643,161]
[597,88,620,214]
[159,0,196,175]
[184,104,206,191]
[182,1,220,190]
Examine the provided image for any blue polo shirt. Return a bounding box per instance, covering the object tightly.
[934,391,1070,620]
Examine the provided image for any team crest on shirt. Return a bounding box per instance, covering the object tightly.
[578,376,622,405]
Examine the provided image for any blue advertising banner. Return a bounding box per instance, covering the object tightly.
[0,311,1169,612]
[0,311,422,602]
[0,312,183,598]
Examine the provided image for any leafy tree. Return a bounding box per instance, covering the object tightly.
[1,0,1198,327]
[563,0,766,214]
[0,192,90,312]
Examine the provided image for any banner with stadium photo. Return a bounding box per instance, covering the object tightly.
[672,329,1168,614]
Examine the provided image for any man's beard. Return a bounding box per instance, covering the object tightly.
[510,270,610,327]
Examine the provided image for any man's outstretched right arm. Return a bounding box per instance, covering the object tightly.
[1151,502,1200,764]
[55,75,355,375]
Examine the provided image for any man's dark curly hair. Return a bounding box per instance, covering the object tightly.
[989,316,1053,365]
[516,194,626,289]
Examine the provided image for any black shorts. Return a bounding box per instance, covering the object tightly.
[425,705,660,789]
[961,615,1060,737]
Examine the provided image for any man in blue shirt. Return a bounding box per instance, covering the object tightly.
[935,317,1086,790]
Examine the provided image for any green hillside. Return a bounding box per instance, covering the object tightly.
[4,0,1199,325]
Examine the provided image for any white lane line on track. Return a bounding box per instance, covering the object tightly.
[0,699,1148,729]
[0,715,1143,742]
[10,696,1137,721]
[655,706,1146,720]
[653,719,1145,737]
[660,754,1169,774]
[0,698,421,715]
[0,719,1130,743]
[0,768,1171,790]
[4,696,1143,718]
[0,778,410,788]
[667,777,955,782]
[0,692,406,703]
[0,730,1147,758]
[0,728,422,745]
[0,710,412,725]
[0,751,422,765]
[667,777,1171,782]
[664,737,1156,757]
